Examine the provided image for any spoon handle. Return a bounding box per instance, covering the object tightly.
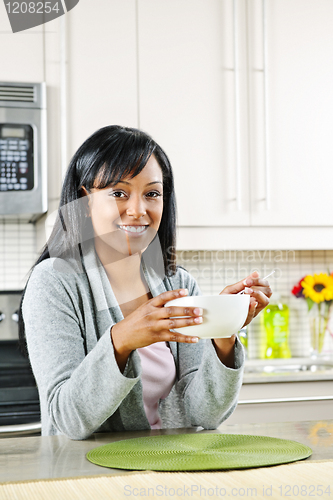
[238,270,275,294]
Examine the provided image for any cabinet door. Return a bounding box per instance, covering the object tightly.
[67,0,138,155]
[0,3,44,82]
[138,0,250,226]
[248,0,333,226]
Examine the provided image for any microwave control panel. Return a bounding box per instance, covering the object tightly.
[0,124,34,192]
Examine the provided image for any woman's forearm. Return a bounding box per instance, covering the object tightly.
[212,335,237,368]
[110,323,132,373]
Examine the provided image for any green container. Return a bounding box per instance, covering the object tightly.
[261,300,291,359]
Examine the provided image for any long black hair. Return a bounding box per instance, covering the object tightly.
[18,125,177,355]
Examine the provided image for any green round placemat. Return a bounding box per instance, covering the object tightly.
[86,433,312,471]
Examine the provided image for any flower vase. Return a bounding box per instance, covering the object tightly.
[308,304,330,358]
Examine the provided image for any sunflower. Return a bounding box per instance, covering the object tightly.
[301,273,333,303]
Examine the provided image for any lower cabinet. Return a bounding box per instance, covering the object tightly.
[226,380,333,424]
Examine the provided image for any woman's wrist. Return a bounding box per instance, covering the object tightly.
[110,323,132,373]
[212,335,236,368]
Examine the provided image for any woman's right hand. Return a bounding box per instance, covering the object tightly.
[110,289,202,372]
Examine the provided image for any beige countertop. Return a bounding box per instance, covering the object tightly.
[0,420,332,484]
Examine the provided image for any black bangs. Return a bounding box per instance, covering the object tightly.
[86,130,157,190]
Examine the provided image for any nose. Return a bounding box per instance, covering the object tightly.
[126,195,146,219]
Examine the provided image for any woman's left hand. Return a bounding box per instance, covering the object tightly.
[212,271,272,367]
[219,270,272,327]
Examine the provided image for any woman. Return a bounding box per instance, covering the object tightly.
[20,125,271,439]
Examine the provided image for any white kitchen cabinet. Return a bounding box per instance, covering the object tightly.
[22,0,333,250]
[137,0,333,249]
[0,2,44,82]
[138,0,250,227]
[35,0,138,220]
[248,0,333,227]
[66,0,138,155]
[41,0,140,234]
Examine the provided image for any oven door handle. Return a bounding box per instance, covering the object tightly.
[0,422,41,437]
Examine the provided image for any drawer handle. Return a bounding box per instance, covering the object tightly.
[233,0,242,211]
[0,422,41,435]
[238,395,333,405]
[262,0,271,210]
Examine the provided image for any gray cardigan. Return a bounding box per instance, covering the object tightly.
[23,240,245,440]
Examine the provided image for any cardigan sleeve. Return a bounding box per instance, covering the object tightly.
[22,259,142,440]
[169,267,245,429]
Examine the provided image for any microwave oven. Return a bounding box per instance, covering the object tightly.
[0,81,47,219]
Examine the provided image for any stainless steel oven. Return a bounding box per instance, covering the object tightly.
[0,291,41,437]
[0,81,47,220]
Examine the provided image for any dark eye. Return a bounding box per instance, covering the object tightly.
[110,190,126,198]
[146,191,162,198]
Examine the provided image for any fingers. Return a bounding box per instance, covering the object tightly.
[155,329,200,344]
[249,298,259,319]
[250,270,259,278]
[167,333,199,344]
[140,292,203,344]
[220,271,264,295]
[162,305,203,319]
[242,297,258,327]
[244,276,272,290]
[161,315,203,330]
[220,279,246,295]
[151,288,189,307]
[249,290,270,313]
[249,296,259,310]
[236,274,272,298]
[241,274,271,327]
[249,285,272,302]
[244,271,273,295]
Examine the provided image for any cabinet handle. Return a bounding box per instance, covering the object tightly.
[238,395,333,405]
[262,0,270,210]
[233,0,242,211]
[60,15,68,181]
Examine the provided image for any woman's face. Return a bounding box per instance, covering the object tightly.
[84,154,164,258]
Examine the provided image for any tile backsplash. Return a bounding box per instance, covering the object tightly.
[176,249,333,359]
[0,219,37,291]
[1,219,332,359]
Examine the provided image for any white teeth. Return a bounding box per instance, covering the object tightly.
[119,225,148,234]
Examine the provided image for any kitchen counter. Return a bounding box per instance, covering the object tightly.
[0,420,332,484]
[227,358,333,425]
[243,357,333,384]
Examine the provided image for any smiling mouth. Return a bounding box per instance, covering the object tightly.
[117,225,149,235]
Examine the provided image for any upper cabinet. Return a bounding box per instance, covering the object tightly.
[30,0,333,249]
[139,0,250,227]
[248,0,333,226]
[67,0,138,155]
[0,2,44,82]
[138,0,333,235]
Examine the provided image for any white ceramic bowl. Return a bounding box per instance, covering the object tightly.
[165,294,250,339]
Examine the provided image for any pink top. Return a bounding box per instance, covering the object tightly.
[137,342,176,429]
